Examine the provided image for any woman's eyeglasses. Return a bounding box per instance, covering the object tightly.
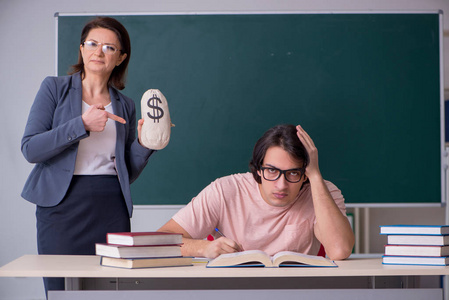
[83,40,121,55]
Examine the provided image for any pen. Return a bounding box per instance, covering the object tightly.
[215,228,226,238]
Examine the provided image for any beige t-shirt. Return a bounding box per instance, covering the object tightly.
[173,172,347,256]
[74,101,117,175]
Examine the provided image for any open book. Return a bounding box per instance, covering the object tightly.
[206,250,337,268]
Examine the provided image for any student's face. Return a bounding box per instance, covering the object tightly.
[80,28,127,77]
[257,146,306,207]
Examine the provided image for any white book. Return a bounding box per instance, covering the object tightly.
[96,243,182,258]
[106,232,183,246]
[380,225,449,235]
[387,235,449,246]
[383,255,449,266]
[384,245,449,257]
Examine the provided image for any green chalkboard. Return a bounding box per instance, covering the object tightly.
[57,13,443,205]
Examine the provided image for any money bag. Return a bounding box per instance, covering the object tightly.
[140,89,173,150]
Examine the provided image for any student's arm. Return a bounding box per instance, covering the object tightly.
[297,125,355,260]
[158,219,243,258]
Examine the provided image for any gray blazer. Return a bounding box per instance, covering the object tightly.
[21,72,154,217]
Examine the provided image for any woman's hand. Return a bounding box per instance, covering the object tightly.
[137,118,144,144]
[82,103,126,132]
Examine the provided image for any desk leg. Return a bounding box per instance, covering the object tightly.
[65,278,81,290]
[444,275,448,300]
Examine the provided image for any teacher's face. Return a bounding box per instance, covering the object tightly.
[80,28,127,77]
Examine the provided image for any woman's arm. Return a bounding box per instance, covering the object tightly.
[21,77,88,163]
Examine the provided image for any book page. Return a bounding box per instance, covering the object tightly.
[272,251,336,267]
[225,250,268,258]
[207,250,272,267]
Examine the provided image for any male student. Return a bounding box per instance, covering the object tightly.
[158,124,354,260]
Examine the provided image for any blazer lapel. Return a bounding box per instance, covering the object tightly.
[70,72,83,118]
[109,87,126,156]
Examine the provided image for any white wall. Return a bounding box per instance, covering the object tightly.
[2,1,449,299]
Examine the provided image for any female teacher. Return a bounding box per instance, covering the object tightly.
[21,17,155,294]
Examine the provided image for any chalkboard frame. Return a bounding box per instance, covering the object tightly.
[55,11,446,207]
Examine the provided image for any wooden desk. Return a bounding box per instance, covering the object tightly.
[2,254,449,278]
[0,255,446,300]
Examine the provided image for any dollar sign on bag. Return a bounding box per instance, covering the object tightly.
[147,94,164,123]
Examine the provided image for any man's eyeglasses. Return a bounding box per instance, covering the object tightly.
[83,40,121,55]
[260,166,305,183]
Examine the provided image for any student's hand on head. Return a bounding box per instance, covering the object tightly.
[203,237,244,259]
[296,125,320,178]
[82,103,126,132]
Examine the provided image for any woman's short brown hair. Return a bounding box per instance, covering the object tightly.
[69,16,131,90]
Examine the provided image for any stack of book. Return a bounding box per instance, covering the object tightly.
[95,232,193,269]
[380,225,449,266]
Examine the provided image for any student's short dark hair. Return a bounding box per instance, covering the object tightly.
[249,124,309,184]
[68,16,131,90]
